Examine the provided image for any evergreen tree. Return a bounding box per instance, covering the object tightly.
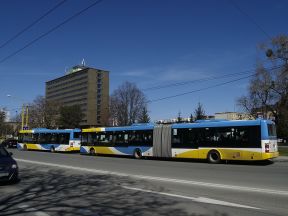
[189,113,194,122]
[177,111,182,123]
[194,102,206,120]
[138,107,150,123]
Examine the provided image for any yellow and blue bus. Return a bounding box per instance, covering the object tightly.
[18,128,81,152]
[80,124,153,158]
[80,119,278,163]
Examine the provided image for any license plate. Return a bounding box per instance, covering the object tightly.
[0,172,9,177]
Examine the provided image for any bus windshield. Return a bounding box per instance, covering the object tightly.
[268,124,277,137]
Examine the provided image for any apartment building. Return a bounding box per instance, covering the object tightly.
[46,65,109,127]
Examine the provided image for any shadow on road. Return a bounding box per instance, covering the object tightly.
[0,166,230,216]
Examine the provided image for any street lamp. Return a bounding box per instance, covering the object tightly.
[6,94,29,130]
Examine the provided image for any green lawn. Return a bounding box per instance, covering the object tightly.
[279,146,288,156]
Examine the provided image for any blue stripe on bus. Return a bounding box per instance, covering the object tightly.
[80,146,88,153]
[114,146,151,155]
[33,128,81,133]
[80,146,151,155]
[40,144,61,150]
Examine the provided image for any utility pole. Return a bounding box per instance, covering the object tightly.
[7,95,29,130]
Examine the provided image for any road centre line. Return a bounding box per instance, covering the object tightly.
[122,186,261,210]
[16,158,288,196]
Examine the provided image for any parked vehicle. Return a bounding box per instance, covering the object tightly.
[0,145,19,184]
[1,139,18,148]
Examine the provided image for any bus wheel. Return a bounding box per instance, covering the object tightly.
[134,149,142,159]
[50,146,55,153]
[23,144,27,151]
[90,148,95,155]
[207,150,221,164]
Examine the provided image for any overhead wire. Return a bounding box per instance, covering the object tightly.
[228,0,272,40]
[147,65,282,103]
[0,0,68,50]
[143,69,253,91]
[144,1,275,99]
[0,0,104,64]
[143,64,282,92]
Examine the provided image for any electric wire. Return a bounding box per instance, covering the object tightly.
[147,65,282,103]
[0,0,104,64]
[143,65,282,92]
[0,0,68,50]
[143,70,252,91]
[228,0,272,40]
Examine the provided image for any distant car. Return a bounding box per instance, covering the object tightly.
[1,139,18,148]
[0,145,19,184]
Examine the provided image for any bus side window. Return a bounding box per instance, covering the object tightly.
[81,133,88,146]
[59,133,69,145]
[74,132,81,139]
[124,134,128,143]
[32,133,39,144]
[51,133,58,144]
[109,134,113,142]
[144,131,153,146]
[39,133,46,144]
[172,129,181,146]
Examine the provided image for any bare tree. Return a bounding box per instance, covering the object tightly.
[29,96,61,129]
[110,82,148,126]
[0,110,6,137]
[237,66,274,118]
[237,35,288,137]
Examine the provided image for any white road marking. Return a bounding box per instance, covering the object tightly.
[16,158,288,196]
[122,186,261,210]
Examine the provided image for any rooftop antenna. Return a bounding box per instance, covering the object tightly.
[81,58,85,66]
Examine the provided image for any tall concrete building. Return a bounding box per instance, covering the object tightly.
[46,64,109,127]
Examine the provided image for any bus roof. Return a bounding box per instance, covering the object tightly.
[81,119,275,132]
[105,123,154,132]
[20,128,81,133]
[172,119,274,129]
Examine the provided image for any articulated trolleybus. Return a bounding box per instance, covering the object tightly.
[80,119,278,163]
[18,128,81,152]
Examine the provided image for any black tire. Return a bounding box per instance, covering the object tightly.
[134,149,142,159]
[90,148,96,155]
[50,146,55,153]
[207,150,221,164]
[23,144,28,151]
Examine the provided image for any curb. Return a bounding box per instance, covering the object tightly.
[272,156,288,162]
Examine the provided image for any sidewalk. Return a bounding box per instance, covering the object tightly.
[272,156,288,162]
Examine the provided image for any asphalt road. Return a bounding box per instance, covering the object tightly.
[1,149,288,216]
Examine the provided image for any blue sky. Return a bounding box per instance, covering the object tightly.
[1,0,287,121]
